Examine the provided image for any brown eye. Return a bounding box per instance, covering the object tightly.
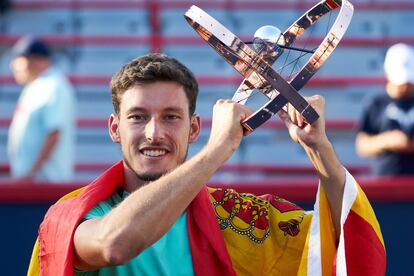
[165,115,179,121]
[129,114,148,121]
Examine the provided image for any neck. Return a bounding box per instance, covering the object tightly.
[27,64,50,83]
[122,165,148,193]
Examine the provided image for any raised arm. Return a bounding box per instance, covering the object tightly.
[73,100,252,270]
[278,95,345,238]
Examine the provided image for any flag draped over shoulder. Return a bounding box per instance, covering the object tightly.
[303,170,386,275]
[206,170,386,276]
[27,161,235,276]
[29,161,125,275]
[28,163,385,276]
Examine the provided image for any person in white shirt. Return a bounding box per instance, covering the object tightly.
[8,35,76,182]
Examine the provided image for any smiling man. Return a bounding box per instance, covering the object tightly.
[29,53,385,276]
[110,81,200,187]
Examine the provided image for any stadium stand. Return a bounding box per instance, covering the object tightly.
[1,1,414,275]
[2,0,413,180]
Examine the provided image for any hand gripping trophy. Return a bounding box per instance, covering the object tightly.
[185,0,354,134]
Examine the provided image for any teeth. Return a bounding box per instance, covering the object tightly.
[142,150,167,157]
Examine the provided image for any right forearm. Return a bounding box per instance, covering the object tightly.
[356,132,387,157]
[97,145,228,263]
[356,130,414,156]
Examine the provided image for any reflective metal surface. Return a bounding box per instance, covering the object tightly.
[185,0,354,134]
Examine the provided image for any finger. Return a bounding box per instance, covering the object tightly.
[216,98,226,104]
[238,103,254,118]
[287,103,297,126]
[292,106,304,128]
[297,111,305,128]
[289,103,304,128]
[277,109,293,129]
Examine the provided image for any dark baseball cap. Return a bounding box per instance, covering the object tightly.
[11,35,51,58]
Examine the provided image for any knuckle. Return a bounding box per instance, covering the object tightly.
[313,94,324,103]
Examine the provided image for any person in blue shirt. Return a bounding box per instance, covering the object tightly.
[356,43,414,175]
[7,36,76,182]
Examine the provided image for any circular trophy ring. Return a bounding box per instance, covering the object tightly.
[185,0,354,134]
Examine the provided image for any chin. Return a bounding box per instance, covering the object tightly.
[136,172,164,182]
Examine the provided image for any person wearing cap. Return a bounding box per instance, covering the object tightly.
[7,35,76,182]
[356,43,414,175]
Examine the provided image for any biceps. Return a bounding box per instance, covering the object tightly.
[73,218,107,270]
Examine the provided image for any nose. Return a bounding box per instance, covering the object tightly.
[144,117,164,143]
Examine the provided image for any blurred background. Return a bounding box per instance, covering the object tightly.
[0,0,413,274]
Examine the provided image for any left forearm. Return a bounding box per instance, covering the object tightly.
[304,139,345,238]
[279,95,346,238]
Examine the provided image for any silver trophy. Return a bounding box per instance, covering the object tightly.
[185,0,354,134]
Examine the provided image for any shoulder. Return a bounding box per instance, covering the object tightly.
[84,191,123,219]
[56,187,86,202]
[41,67,74,94]
[359,94,390,122]
[362,93,389,109]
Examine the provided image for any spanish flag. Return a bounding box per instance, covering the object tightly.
[28,163,385,275]
[27,161,235,276]
[299,170,386,275]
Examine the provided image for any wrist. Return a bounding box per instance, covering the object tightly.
[304,139,344,181]
[304,139,334,162]
[378,132,392,153]
[206,135,240,162]
[301,134,330,152]
[202,142,234,166]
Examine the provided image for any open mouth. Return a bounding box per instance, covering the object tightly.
[141,149,168,157]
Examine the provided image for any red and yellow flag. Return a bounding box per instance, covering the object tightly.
[28,165,385,275]
[302,170,386,275]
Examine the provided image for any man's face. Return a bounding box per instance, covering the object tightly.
[386,82,414,99]
[10,56,36,85]
[109,81,200,183]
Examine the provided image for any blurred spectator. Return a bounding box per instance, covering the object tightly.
[0,0,12,15]
[356,43,414,175]
[7,36,76,182]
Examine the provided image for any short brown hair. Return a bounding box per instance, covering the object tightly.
[110,53,198,116]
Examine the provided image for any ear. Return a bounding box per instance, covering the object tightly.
[189,114,201,144]
[108,114,121,143]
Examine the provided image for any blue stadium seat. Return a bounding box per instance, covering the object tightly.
[1,0,412,179]
[76,85,113,118]
[161,8,238,36]
[316,47,385,77]
[0,84,19,118]
[164,45,237,76]
[2,9,73,34]
[72,45,149,75]
[228,9,300,36]
[349,9,414,37]
[76,129,120,161]
[302,85,384,120]
[0,128,7,162]
[74,9,150,35]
